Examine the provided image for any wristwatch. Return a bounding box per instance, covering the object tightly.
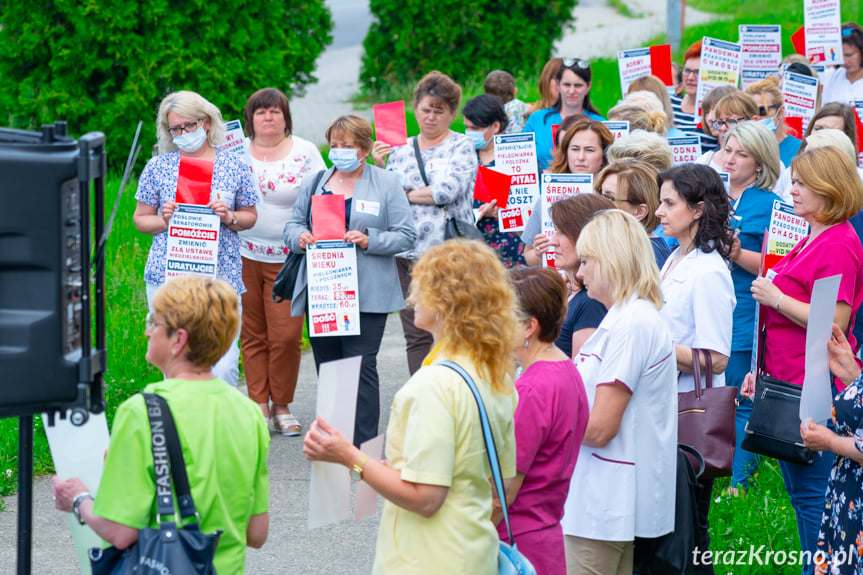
[230,212,238,226]
[349,454,371,482]
[72,492,94,525]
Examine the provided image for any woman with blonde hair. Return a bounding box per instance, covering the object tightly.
[607,103,668,135]
[605,130,673,173]
[595,160,670,267]
[304,239,520,574]
[744,76,802,165]
[562,209,677,574]
[627,74,679,135]
[697,91,759,171]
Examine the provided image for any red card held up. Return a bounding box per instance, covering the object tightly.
[474,166,513,206]
[791,26,806,56]
[650,44,674,86]
[853,106,863,159]
[784,116,803,138]
[373,101,408,146]
[176,156,214,205]
[311,195,346,240]
[552,124,560,150]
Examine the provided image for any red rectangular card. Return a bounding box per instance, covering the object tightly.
[784,116,803,138]
[176,156,214,205]
[311,195,346,240]
[373,101,408,146]
[473,166,513,206]
[791,26,806,56]
[649,44,674,86]
[552,124,560,150]
[854,106,863,159]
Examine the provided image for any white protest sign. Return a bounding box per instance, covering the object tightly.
[739,25,783,88]
[801,275,842,424]
[853,101,863,168]
[494,133,540,232]
[618,48,652,96]
[783,71,820,133]
[668,136,702,165]
[308,356,362,529]
[539,174,592,268]
[220,119,246,154]
[165,204,220,280]
[766,200,810,268]
[718,172,730,194]
[306,241,361,337]
[804,0,843,65]
[602,121,630,141]
[695,37,743,115]
[354,434,385,522]
[43,411,111,574]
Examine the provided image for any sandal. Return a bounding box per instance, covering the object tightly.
[273,413,302,436]
[265,416,278,434]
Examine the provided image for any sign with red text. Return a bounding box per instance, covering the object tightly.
[617,45,674,96]
[765,200,809,272]
[668,136,702,165]
[540,174,592,268]
[494,133,540,232]
[783,71,820,133]
[165,204,220,280]
[602,121,630,141]
[804,0,843,65]
[306,241,360,337]
[739,25,782,88]
[695,37,743,115]
[220,119,246,154]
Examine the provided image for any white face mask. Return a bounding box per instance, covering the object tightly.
[172,122,208,153]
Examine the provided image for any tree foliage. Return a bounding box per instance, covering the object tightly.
[0,0,332,171]
[360,0,578,93]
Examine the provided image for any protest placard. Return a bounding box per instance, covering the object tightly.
[668,136,702,165]
[176,156,213,205]
[539,174,592,268]
[473,165,513,206]
[373,101,408,147]
[220,119,246,154]
[804,0,843,65]
[306,241,360,337]
[783,71,820,132]
[311,195,347,240]
[695,37,743,115]
[764,199,809,272]
[165,204,220,280]
[494,133,540,232]
[602,121,630,141]
[739,25,782,88]
[617,44,673,96]
[852,101,863,167]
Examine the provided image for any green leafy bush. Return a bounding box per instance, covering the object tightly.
[360,0,578,94]
[0,0,333,171]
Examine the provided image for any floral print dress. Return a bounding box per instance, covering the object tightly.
[816,376,863,575]
[473,159,524,268]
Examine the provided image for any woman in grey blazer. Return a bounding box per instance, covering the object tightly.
[284,115,416,446]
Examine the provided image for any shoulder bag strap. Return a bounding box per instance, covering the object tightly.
[703,349,713,389]
[411,137,430,187]
[143,393,198,522]
[690,348,703,399]
[437,361,515,547]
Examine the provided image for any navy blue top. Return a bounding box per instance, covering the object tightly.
[651,236,672,269]
[554,290,607,357]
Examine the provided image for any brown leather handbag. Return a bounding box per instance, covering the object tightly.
[677,348,738,479]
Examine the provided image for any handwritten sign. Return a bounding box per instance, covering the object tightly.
[668,136,702,165]
[804,0,843,65]
[306,241,360,337]
[540,174,592,268]
[695,37,743,116]
[739,25,782,88]
[602,121,630,141]
[783,71,820,133]
[165,204,220,280]
[494,133,540,232]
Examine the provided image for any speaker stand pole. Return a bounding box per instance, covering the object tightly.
[17,415,33,575]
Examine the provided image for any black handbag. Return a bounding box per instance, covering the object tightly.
[89,394,222,574]
[272,170,326,303]
[741,327,815,466]
[412,137,484,242]
[633,445,705,575]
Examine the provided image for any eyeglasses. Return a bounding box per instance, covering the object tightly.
[562,57,590,70]
[167,119,202,136]
[758,104,780,116]
[843,28,859,38]
[145,312,167,331]
[683,67,699,77]
[711,117,745,130]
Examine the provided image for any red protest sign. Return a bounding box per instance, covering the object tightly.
[791,26,806,56]
[784,116,803,138]
[650,44,674,86]
[176,156,214,205]
[373,101,408,146]
[474,166,513,206]
[311,195,346,240]
[552,124,560,150]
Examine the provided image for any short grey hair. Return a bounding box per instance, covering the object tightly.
[156,91,226,155]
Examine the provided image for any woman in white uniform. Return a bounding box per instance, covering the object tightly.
[655,163,736,575]
[561,209,678,575]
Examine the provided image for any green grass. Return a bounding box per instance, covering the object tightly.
[607,0,643,19]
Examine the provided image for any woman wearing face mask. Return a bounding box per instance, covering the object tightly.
[463,94,525,267]
[133,90,258,387]
[238,87,326,436]
[821,23,863,105]
[744,76,802,166]
[284,115,416,447]
[522,58,605,171]
[522,116,613,266]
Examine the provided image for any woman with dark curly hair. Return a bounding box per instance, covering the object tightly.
[655,163,737,573]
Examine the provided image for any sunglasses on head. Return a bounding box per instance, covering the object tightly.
[758,104,780,116]
[562,57,590,70]
[843,28,860,38]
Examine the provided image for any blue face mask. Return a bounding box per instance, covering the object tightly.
[172,123,207,153]
[758,116,777,132]
[465,129,490,150]
[328,148,362,172]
